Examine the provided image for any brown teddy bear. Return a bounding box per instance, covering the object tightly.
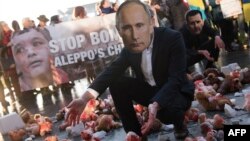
[203,73,222,91]
[195,91,234,111]
[217,75,243,95]
[8,128,26,141]
[203,68,225,90]
[20,111,36,124]
[240,69,250,84]
[95,114,122,132]
[203,68,225,78]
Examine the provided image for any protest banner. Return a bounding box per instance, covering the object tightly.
[47,13,123,81]
[220,0,242,18]
[12,13,124,91]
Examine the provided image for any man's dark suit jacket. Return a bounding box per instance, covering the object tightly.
[89,27,194,108]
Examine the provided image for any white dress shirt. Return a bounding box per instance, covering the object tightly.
[141,38,156,86]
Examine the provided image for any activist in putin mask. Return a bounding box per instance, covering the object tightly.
[11,28,69,91]
[115,2,154,53]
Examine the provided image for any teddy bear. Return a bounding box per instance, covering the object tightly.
[8,128,26,141]
[81,99,99,122]
[55,108,66,121]
[195,90,234,111]
[194,81,217,98]
[198,113,207,124]
[217,75,243,95]
[203,72,223,91]
[81,128,94,141]
[198,113,224,130]
[203,68,225,78]
[95,96,119,120]
[34,114,53,136]
[185,108,199,122]
[81,128,107,141]
[94,114,122,132]
[213,114,224,130]
[200,121,213,137]
[25,123,40,136]
[19,111,40,136]
[203,68,224,90]
[240,68,250,84]
[20,111,36,124]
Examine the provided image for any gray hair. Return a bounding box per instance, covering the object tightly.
[22,17,30,24]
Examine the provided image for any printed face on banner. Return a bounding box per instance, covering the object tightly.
[10,13,123,91]
[12,29,51,76]
[11,28,55,91]
[116,4,154,53]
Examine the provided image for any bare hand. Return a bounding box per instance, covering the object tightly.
[141,103,159,135]
[65,92,95,126]
[215,36,225,49]
[65,98,86,126]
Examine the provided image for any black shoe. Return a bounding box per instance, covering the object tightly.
[174,128,189,139]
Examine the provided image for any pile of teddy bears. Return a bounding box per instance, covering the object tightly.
[57,95,163,141]
[8,111,53,141]
[183,64,250,141]
[188,66,250,111]
[8,63,250,141]
[7,94,165,141]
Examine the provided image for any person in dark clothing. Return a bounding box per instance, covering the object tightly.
[180,9,225,70]
[65,0,194,140]
[208,0,235,51]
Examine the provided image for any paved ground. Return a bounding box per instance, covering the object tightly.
[1,48,250,141]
